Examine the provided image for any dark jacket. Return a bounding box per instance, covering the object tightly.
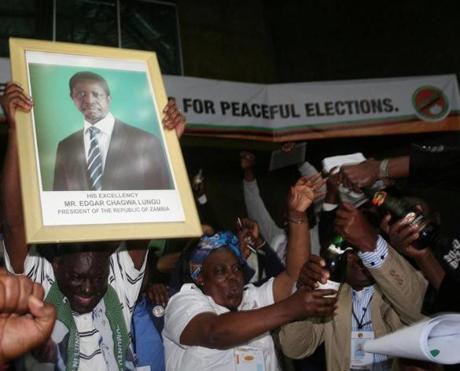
[53,119,172,191]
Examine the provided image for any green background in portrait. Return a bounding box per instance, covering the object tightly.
[29,63,167,191]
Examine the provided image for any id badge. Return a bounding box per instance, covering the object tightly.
[234,347,266,371]
[351,331,374,369]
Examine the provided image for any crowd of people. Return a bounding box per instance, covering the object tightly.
[0,80,459,371]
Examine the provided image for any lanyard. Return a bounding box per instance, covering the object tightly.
[352,294,374,330]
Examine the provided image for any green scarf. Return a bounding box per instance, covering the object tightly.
[45,282,130,371]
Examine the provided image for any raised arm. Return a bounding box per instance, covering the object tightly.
[240,150,256,182]
[382,214,460,312]
[273,174,325,302]
[0,83,33,273]
[240,151,285,247]
[297,160,326,214]
[380,214,445,290]
[340,156,410,191]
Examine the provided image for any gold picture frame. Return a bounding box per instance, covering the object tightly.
[9,37,201,244]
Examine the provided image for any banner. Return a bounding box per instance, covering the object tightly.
[1,57,459,141]
[165,74,460,142]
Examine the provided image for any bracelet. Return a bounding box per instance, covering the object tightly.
[288,217,307,224]
[379,158,389,179]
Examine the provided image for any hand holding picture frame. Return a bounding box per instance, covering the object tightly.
[9,37,201,243]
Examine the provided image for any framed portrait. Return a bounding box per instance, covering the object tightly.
[9,37,202,244]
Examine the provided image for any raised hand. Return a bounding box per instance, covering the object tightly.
[235,217,261,258]
[0,82,33,127]
[339,159,380,192]
[380,213,425,259]
[240,151,256,182]
[288,174,325,214]
[240,151,255,169]
[0,269,56,364]
[334,202,378,252]
[297,255,330,290]
[162,98,186,138]
[280,141,296,152]
[381,212,446,290]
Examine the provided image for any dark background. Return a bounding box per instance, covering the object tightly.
[177,0,460,231]
[1,0,459,232]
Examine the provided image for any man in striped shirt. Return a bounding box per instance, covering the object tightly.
[279,202,428,371]
[0,82,185,370]
[3,241,146,371]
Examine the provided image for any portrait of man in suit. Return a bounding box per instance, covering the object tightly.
[53,71,173,191]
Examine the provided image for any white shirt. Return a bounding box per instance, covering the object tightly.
[163,278,281,371]
[243,178,321,259]
[83,112,115,171]
[3,245,146,371]
[353,236,390,370]
[243,179,286,260]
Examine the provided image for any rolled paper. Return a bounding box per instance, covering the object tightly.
[363,313,460,365]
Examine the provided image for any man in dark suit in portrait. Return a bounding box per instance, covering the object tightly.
[53,71,173,191]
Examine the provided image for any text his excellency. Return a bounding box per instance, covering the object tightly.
[53,71,172,191]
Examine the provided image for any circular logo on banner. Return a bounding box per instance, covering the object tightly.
[412,86,450,122]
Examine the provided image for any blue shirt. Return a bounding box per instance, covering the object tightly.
[132,297,165,371]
